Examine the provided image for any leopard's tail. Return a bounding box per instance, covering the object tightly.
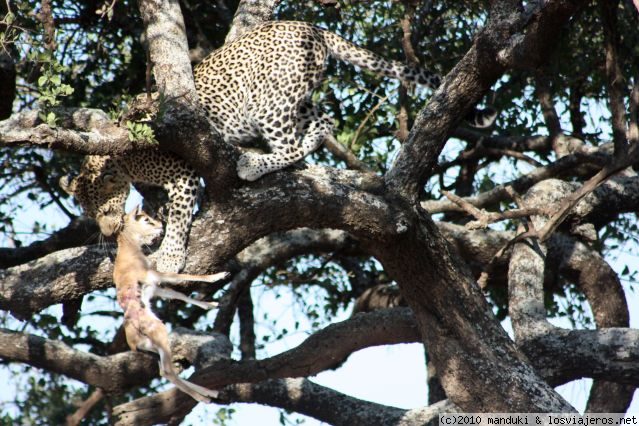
[318,28,441,90]
[319,28,497,128]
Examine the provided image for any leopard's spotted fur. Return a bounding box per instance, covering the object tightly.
[195,21,449,181]
[61,152,198,273]
[63,20,496,272]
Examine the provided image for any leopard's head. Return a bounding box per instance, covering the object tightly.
[60,156,131,236]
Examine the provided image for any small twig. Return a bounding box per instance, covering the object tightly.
[442,190,484,221]
[349,94,389,148]
[537,145,639,242]
[504,186,525,208]
[535,70,562,141]
[442,190,546,229]
[323,134,373,172]
[66,388,104,426]
[437,141,543,172]
[504,186,538,235]
[97,0,119,20]
[482,146,544,167]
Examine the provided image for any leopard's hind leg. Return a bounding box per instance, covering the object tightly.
[237,102,333,181]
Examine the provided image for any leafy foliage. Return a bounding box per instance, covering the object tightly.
[1,0,638,422]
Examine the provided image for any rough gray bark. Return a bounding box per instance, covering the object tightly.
[5,0,637,423]
[224,0,280,43]
[509,179,635,412]
[0,108,131,154]
[0,327,231,393]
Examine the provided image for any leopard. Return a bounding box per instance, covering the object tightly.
[194,20,496,181]
[60,152,199,273]
[62,20,497,272]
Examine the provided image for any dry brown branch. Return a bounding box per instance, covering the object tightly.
[350,94,390,148]
[0,327,230,393]
[442,190,546,229]
[537,147,639,242]
[323,134,373,172]
[599,0,628,157]
[66,388,104,426]
[423,148,607,214]
[224,0,281,43]
[483,146,544,167]
[535,70,562,140]
[0,216,99,268]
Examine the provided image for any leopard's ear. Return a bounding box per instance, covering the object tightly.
[59,174,78,195]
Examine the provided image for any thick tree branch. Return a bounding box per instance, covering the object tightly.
[0,327,230,394]
[0,208,362,320]
[113,305,639,424]
[0,246,112,320]
[524,327,639,387]
[599,0,628,156]
[423,148,606,214]
[0,109,132,155]
[224,0,280,43]
[0,217,99,268]
[385,0,586,199]
[116,377,456,426]
[221,380,457,426]
[138,0,195,101]
[113,308,422,423]
[509,181,634,411]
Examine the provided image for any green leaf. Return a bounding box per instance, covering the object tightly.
[5,12,15,25]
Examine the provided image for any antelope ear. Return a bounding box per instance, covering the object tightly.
[59,174,77,195]
[126,204,141,219]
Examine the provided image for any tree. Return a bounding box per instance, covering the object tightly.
[1,0,638,424]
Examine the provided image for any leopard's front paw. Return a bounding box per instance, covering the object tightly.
[237,152,266,181]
